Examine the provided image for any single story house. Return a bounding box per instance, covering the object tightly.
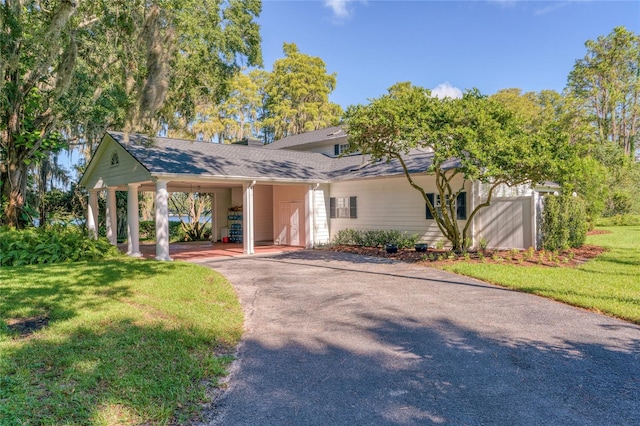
[79,127,548,260]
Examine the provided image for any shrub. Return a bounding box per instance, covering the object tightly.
[541,194,588,251]
[139,220,190,242]
[331,229,419,249]
[0,225,121,266]
[595,214,640,227]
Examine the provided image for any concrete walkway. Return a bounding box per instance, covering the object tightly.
[194,250,640,425]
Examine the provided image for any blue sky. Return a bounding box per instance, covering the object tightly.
[257,0,640,108]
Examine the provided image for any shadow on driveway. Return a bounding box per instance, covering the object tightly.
[195,251,640,425]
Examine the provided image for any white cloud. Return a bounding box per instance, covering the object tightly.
[324,0,351,18]
[431,82,463,99]
[323,0,366,21]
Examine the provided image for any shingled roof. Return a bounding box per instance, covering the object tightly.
[263,125,347,150]
[100,131,446,183]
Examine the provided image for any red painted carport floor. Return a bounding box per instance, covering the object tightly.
[119,241,303,261]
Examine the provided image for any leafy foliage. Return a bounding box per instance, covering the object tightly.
[541,195,588,251]
[262,43,343,142]
[332,229,419,249]
[0,226,121,266]
[1,0,262,228]
[345,83,570,252]
[567,26,640,157]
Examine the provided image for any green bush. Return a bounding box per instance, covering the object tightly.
[332,229,419,249]
[595,214,640,227]
[541,195,588,251]
[0,225,121,266]
[139,220,188,242]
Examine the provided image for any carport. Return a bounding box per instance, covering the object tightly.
[79,132,330,260]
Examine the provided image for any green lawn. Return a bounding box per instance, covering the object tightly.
[0,259,243,425]
[442,226,640,324]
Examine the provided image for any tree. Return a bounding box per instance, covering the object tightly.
[188,69,266,143]
[262,43,342,142]
[567,26,640,157]
[345,83,569,253]
[0,0,262,228]
[169,192,211,241]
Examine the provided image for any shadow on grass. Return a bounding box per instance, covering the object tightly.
[214,313,640,425]
[0,259,181,326]
[0,318,223,425]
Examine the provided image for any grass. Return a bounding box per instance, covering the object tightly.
[441,226,640,324]
[0,259,243,425]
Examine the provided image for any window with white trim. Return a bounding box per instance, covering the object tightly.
[426,192,467,220]
[330,196,357,218]
[333,143,350,156]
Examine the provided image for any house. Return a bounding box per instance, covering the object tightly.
[79,129,543,260]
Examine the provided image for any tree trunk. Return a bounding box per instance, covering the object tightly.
[1,158,29,228]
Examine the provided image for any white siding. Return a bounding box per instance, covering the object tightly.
[83,136,151,189]
[313,185,330,244]
[328,175,471,246]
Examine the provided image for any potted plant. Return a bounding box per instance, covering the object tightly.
[415,243,428,252]
[385,243,398,254]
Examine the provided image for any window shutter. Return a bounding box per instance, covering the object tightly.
[426,193,435,219]
[334,144,340,156]
[456,192,467,220]
[330,197,336,218]
[349,197,357,218]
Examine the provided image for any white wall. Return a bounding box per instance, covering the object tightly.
[83,137,151,189]
[313,184,330,244]
[328,175,470,246]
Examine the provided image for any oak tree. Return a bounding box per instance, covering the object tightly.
[345,83,569,252]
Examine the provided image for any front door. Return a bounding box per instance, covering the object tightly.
[277,201,304,246]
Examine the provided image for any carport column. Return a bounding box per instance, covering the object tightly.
[243,181,255,255]
[155,179,172,261]
[127,183,142,257]
[87,190,99,239]
[105,187,118,245]
[306,184,316,248]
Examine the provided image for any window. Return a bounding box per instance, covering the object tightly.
[426,192,467,220]
[333,143,350,156]
[110,152,119,167]
[330,196,357,218]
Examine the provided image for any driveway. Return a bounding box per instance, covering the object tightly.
[194,250,640,425]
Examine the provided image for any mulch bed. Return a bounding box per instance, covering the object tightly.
[327,244,607,268]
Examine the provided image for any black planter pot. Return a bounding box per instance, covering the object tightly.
[415,243,428,252]
[385,244,398,254]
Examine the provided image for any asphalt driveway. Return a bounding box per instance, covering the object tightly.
[194,250,640,425]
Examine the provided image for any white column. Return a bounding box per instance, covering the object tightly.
[105,187,117,245]
[211,192,218,242]
[87,190,99,239]
[306,184,315,248]
[243,181,255,255]
[155,180,172,261]
[127,183,142,257]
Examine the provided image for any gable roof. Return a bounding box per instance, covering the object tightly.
[80,131,451,188]
[263,125,347,150]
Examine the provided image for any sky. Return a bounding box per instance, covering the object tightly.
[257,0,640,108]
